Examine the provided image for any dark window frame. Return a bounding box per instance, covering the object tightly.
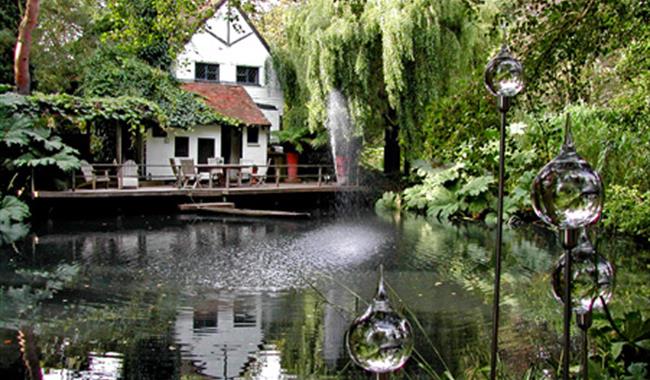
[247,126,260,145]
[236,66,260,85]
[195,62,220,82]
[151,125,167,138]
[174,136,190,157]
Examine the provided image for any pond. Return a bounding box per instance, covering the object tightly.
[0,209,644,379]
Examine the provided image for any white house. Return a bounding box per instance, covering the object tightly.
[145,0,283,180]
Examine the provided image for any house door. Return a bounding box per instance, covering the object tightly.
[221,126,242,164]
[197,138,215,164]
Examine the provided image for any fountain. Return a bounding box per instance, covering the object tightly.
[326,89,361,185]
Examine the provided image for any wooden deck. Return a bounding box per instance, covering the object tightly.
[33,182,363,199]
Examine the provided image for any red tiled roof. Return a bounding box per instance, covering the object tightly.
[182,82,271,127]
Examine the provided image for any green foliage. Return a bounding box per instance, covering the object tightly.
[603,186,650,241]
[590,311,650,378]
[0,195,30,246]
[0,0,19,85]
[30,0,100,93]
[0,264,81,324]
[100,0,209,68]
[270,0,496,161]
[0,102,81,245]
[511,0,649,108]
[78,46,239,129]
[401,161,495,221]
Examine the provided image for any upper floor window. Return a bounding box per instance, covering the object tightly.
[236,66,259,85]
[195,63,219,82]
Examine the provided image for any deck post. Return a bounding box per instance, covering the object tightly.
[115,123,123,164]
[318,166,322,187]
[71,171,75,191]
[275,167,280,187]
[30,167,35,194]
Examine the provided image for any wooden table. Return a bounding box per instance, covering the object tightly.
[197,163,253,188]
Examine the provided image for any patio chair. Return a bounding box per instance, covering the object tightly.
[179,159,209,188]
[78,160,110,190]
[118,160,139,189]
[239,159,255,184]
[207,157,224,187]
[251,158,271,186]
[169,158,181,187]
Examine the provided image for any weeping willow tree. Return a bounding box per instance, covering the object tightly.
[271,0,498,174]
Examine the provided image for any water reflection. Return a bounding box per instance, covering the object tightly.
[0,212,586,378]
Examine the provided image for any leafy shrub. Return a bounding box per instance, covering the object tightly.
[602,185,650,240]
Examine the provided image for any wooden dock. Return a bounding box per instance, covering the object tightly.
[32,182,363,199]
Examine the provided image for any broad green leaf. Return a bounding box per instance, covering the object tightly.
[458,175,495,197]
[611,341,625,359]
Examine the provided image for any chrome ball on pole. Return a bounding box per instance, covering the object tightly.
[484,44,524,380]
[532,115,605,379]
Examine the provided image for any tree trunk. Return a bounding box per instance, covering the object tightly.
[383,124,400,176]
[18,326,43,380]
[14,0,40,95]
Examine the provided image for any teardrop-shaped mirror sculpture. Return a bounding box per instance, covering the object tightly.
[346,267,413,373]
[531,115,604,229]
[551,234,614,314]
[484,45,525,97]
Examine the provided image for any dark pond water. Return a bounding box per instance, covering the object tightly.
[1,210,624,379]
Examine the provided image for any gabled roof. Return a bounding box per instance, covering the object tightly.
[198,0,271,53]
[182,82,271,127]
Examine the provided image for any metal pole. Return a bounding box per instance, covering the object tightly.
[563,247,572,380]
[576,311,592,380]
[489,96,509,380]
[376,373,389,380]
[561,229,579,380]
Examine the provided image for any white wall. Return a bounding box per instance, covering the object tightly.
[242,126,269,166]
[145,125,268,180]
[173,5,284,134]
[145,126,222,179]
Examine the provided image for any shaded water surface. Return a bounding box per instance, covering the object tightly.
[0,212,566,379]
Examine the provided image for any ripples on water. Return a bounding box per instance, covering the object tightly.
[0,212,561,379]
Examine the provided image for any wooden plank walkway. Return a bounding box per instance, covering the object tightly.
[33,182,363,199]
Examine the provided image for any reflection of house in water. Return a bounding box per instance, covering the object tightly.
[43,352,124,380]
[175,293,265,379]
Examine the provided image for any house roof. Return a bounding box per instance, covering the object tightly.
[196,0,271,53]
[182,82,271,127]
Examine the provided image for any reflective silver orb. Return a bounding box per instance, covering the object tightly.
[346,269,413,373]
[484,45,524,97]
[532,115,604,229]
[551,235,614,314]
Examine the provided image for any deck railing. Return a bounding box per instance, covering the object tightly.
[35,162,359,192]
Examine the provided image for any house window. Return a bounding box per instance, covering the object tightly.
[247,126,259,145]
[195,62,219,81]
[174,136,189,157]
[151,125,167,138]
[236,66,259,85]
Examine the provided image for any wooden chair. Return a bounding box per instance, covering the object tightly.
[179,159,209,188]
[118,160,139,189]
[78,160,110,190]
[251,158,271,186]
[207,157,224,187]
[169,158,181,187]
[239,159,254,183]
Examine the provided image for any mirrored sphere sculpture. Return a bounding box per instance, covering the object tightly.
[484,45,525,97]
[531,115,604,229]
[346,269,413,373]
[551,234,614,314]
